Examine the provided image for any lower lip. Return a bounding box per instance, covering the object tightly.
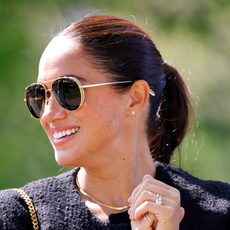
[52,131,79,146]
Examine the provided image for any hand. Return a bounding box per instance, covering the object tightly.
[128,175,185,230]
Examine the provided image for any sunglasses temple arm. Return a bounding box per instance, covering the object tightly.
[149,89,155,96]
[82,81,155,96]
[81,81,133,89]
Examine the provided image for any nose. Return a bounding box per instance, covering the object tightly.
[41,91,66,122]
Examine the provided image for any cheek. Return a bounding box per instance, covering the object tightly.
[79,96,114,125]
[75,89,127,137]
[92,98,124,131]
[92,96,115,117]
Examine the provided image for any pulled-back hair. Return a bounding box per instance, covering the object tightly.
[58,15,192,164]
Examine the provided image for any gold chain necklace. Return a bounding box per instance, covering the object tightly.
[76,177,131,211]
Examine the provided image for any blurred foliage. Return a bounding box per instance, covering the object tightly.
[0,0,230,189]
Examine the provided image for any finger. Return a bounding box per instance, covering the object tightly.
[144,212,158,229]
[129,176,155,202]
[128,175,154,203]
[133,203,183,230]
[132,193,181,219]
[130,182,180,215]
[131,214,153,230]
[142,174,153,181]
[129,176,180,204]
[143,176,180,194]
[134,199,180,221]
[130,181,166,206]
[129,182,181,220]
[133,200,162,220]
[143,212,156,223]
[130,189,155,215]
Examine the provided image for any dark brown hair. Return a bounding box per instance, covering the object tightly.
[57,15,192,164]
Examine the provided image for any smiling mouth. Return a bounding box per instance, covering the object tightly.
[53,128,79,139]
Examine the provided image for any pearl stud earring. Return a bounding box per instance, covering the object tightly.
[131,111,135,115]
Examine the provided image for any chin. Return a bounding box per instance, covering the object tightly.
[54,149,83,167]
[55,157,69,167]
[54,151,74,167]
[56,159,72,167]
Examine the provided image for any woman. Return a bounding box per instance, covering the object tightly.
[0,15,230,230]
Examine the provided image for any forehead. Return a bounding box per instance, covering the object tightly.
[38,36,96,83]
[39,36,80,72]
[43,36,81,56]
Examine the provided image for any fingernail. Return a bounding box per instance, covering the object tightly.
[142,174,153,181]
[128,207,131,214]
[128,196,132,203]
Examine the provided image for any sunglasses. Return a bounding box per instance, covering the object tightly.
[25,76,155,119]
[24,76,133,119]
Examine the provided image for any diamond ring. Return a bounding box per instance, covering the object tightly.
[156,194,162,205]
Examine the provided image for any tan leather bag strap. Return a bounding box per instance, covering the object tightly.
[12,188,39,230]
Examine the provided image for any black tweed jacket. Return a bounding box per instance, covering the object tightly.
[0,162,230,229]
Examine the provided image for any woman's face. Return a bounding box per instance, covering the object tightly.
[38,36,129,168]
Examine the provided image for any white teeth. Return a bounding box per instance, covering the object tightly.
[66,130,71,135]
[53,127,79,139]
[57,132,62,139]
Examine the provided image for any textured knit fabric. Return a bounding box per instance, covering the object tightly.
[0,162,230,230]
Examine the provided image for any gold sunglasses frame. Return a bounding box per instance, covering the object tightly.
[25,76,155,119]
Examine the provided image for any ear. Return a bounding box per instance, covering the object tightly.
[126,80,150,116]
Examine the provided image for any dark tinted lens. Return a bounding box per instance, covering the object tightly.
[25,84,46,118]
[52,78,81,111]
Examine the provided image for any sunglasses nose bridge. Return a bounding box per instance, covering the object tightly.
[45,89,52,100]
[45,89,52,93]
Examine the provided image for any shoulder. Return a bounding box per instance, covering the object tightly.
[18,168,79,211]
[0,168,78,230]
[0,189,33,229]
[155,161,230,198]
[21,167,78,195]
[155,161,230,229]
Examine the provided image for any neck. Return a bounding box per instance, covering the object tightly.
[77,144,156,209]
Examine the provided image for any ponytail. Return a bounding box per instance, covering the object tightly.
[149,63,192,164]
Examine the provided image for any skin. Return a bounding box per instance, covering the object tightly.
[38,36,184,229]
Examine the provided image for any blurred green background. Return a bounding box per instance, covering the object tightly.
[0,0,230,190]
